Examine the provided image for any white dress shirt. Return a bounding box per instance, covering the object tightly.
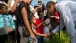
[52,1,76,43]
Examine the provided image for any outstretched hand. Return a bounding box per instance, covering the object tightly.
[45,34,50,38]
[45,32,53,38]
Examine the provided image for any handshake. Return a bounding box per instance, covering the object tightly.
[43,32,53,38]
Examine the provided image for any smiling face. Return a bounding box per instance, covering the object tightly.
[39,12,44,19]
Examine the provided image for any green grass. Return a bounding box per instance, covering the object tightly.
[45,30,71,43]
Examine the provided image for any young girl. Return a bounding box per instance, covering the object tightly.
[28,16,48,43]
[28,16,38,43]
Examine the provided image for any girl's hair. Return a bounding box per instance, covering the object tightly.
[46,1,55,8]
[0,3,6,10]
[31,15,35,20]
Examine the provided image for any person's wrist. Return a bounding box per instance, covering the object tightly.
[43,34,46,37]
[50,32,53,35]
[36,7,39,9]
[54,16,56,18]
[30,32,34,35]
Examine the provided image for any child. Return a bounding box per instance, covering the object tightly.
[35,11,47,43]
[0,3,15,43]
[28,16,37,43]
[44,18,52,41]
[28,16,48,43]
[44,18,52,34]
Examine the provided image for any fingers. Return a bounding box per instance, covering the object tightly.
[44,32,53,38]
[44,34,50,38]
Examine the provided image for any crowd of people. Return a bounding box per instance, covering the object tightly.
[0,0,76,43]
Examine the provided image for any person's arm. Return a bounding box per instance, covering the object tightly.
[32,26,47,37]
[31,6,42,14]
[50,16,59,20]
[21,7,35,39]
[36,21,45,28]
[48,22,65,37]
[31,7,39,14]
[11,0,20,13]
[50,16,56,18]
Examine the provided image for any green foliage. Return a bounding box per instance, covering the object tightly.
[60,30,70,43]
[45,30,71,43]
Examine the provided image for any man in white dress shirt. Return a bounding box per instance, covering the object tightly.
[46,1,76,43]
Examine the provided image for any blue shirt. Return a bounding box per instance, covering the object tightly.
[0,14,15,30]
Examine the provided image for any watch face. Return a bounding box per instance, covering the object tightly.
[45,19,50,24]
